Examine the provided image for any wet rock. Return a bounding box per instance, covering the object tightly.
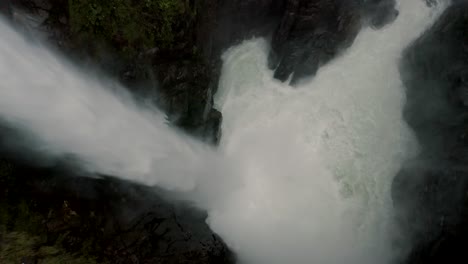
[400,1,468,157]
[212,0,284,49]
[269,0,399,85]
[0,159,236,264]
[152,59,222,143]
[362,0,399,29]
[394,2,468,263]
[424,0,438,7]
[393,165,468,264]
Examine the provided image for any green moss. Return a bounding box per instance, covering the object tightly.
[0,232,39,263]
[68,0,192,56]
[0,232,101,264]
[0,203,101,263]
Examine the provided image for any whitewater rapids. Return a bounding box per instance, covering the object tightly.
[211,1,445,263]
[0,1,444,264]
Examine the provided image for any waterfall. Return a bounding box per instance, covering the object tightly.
[0,1,445,263]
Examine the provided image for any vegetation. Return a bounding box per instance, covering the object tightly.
[68,0,195,56]
[0,197,103,263]
[0,160,105,264]
[0,232,100,264]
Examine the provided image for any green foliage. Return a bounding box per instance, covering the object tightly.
[0,232,101,264]
[13,200,44,234]
[0,232,39,263]
[68,0,192,56]
[0,160,106,263]
[0,199,101,263]
[0,201,44,241]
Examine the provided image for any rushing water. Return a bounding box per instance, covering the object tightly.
[0,1,445,264]
[211,2,445,263]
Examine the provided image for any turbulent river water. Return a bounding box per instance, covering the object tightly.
[0,1,445,263]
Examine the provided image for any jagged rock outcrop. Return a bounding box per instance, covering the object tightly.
[268,0,399,85]
[393,2,468,263]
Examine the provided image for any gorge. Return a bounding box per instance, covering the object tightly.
[1,1,467,264]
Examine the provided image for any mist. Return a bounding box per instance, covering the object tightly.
[0,1,446,264]
[0,18,238,195]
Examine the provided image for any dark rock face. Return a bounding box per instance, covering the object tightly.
[393,165,468,264]
[154,60,223,143]
[362,0,399,29]
[0,158,236,263]
[268,0,398,85]
[0,0,12,18]
[393,2,468,263]
[213,0,284,49]
[400,2,468,157]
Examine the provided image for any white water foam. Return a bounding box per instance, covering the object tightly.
[0,1,444,263]
[212,1,444,263]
